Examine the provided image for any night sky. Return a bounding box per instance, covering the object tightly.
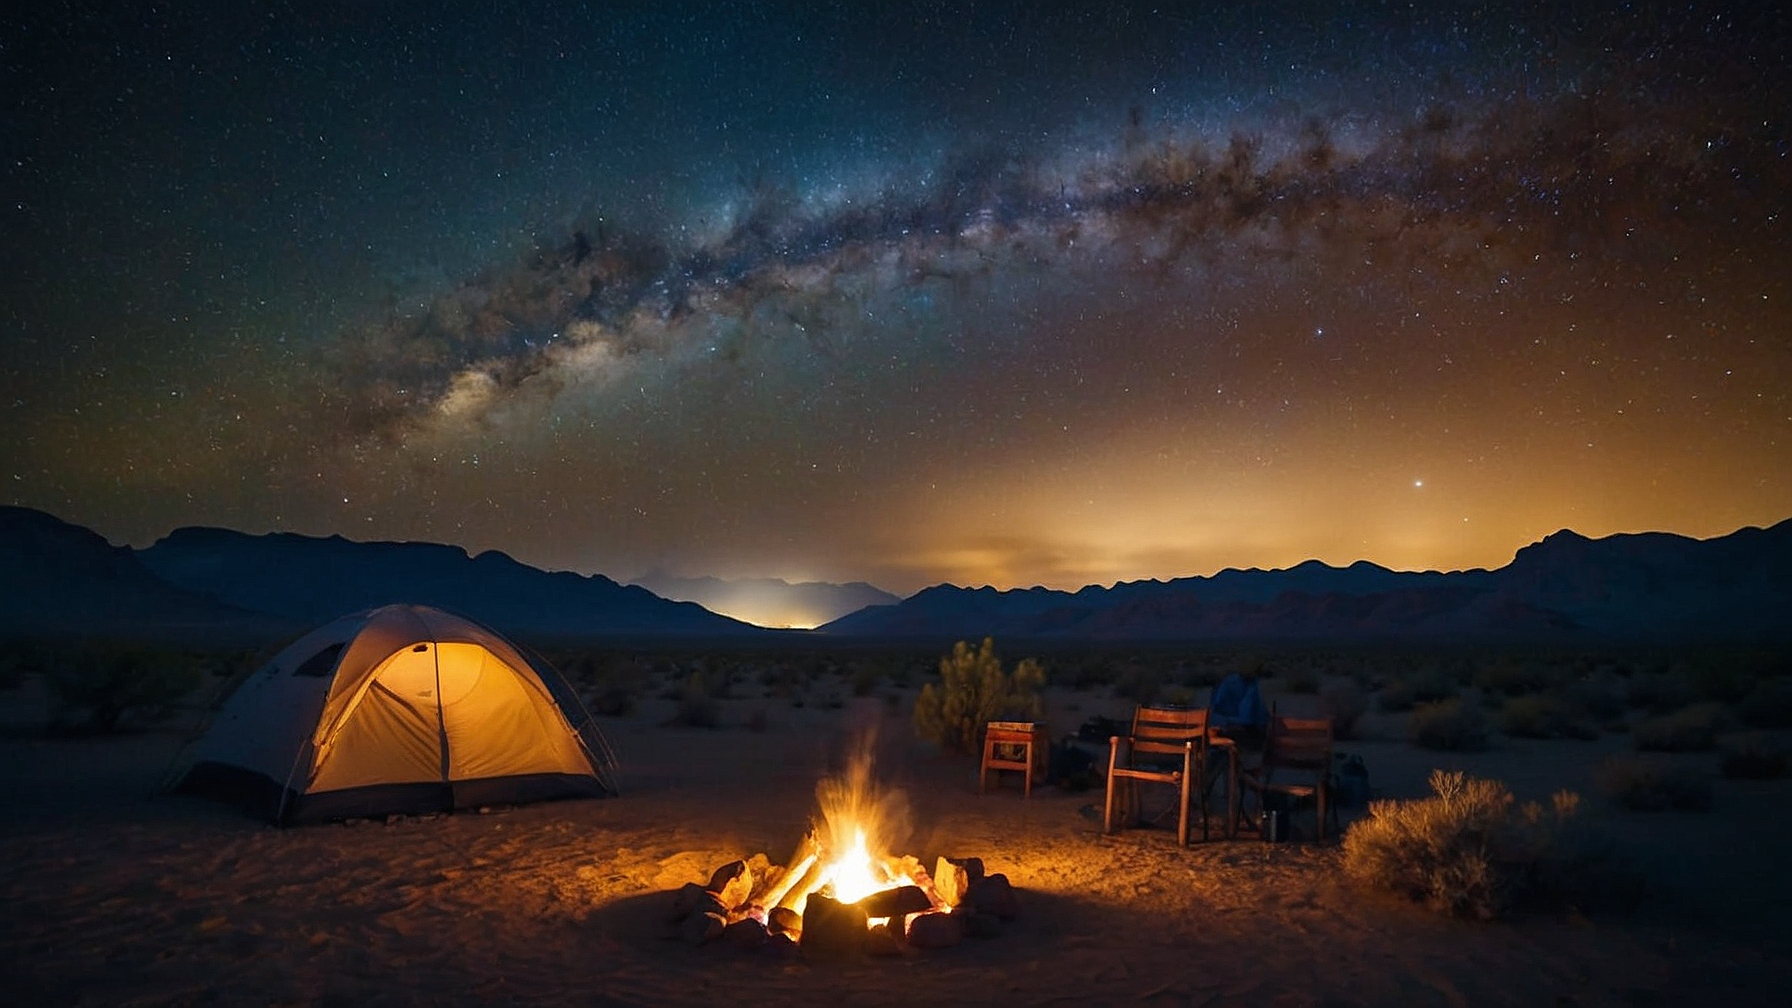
[4,1,1789,595]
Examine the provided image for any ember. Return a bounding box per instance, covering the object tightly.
[663,741,1017,957]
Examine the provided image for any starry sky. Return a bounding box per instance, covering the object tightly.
[3,1,1789,595]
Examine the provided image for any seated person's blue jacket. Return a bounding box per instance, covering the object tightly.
[1209,673,1267,728]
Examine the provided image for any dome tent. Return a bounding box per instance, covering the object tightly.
[176,604,618,824]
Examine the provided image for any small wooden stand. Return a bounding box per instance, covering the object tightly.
[980,721,1048,797]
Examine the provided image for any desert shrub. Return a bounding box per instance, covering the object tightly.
[1717,731,1790,779]
[1379,668,1458,712]
[1284,668,1320,694]
[1632,701,1730,752]
[849,663,881,697]
[45,647,204,733]
[1595,754,1713,810]
[1114,664,1164,705]
[1408,697,1489,751]
[1319,679,1369,740]
[1500,694,1572,739]
[1627,671,1694,713]
[1562,671,1627,720]
[1342,770,1599,919]
[1738,678,1792,729]
[913,638,1044,754]
[1473,658,1560,697]
[665,672,720,728]
[1684,660,1757,704]
[1161,685,1198,707]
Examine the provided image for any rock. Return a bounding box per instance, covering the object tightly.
[707,859,753,910]
[799,893,868,958]
[762,932,801,961]
[863,922,902,956]
[947,857,984,882]
[857,885,932,920]
[964,873,1017,920]
[680,911,726,945]
[667,882,719,923]
[965,912,1002,939]
[932,857,969,908]
[721,918,768,951]
[905,911,963,949]
[767,906,802,940]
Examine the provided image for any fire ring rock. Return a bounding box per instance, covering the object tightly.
[680,911,726,945]
[707,859,754,910]
[799,894,868,958]
[905,911,965,949]
[856,884,933,920]
[964,873,1017,920]
[721,918,769,951]
[767,905,802,940]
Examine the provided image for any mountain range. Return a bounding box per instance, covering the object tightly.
[629,572,899,629]
[3,505,1788,643]
[820,521,1792,641]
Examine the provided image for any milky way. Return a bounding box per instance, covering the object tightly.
[4,2,1789,593]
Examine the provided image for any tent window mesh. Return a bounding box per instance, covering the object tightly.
[293,642,346,678]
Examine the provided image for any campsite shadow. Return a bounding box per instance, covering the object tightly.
[587,885,1099,969]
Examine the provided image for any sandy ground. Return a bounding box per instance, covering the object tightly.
[3,680,1790,1007]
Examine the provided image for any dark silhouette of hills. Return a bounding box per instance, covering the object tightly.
[630,571,899,628]
[822,520,1792,641]
[136,526,760,638]
[0,506,282,638]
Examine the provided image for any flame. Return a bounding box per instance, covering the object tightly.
[795,732,919,926]
[823,827,889,906]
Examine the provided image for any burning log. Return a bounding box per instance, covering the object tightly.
[799,893,868,957]
[764,852,818,911]
[857,884,932,920]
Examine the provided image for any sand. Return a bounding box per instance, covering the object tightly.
[3,683,1790,1007]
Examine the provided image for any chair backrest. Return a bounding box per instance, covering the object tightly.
[1264,714,1332,770]
[1129,706,1208,757]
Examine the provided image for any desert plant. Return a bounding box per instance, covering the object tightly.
[1738,677,1792,729]
[913,639,1045,754]
[1717,731,1790,779]
[666,672,720,728]
[1632,701,1730,752]
[1379,668,1458,712]
[1342,770,1593,919]
[1500,694,1572,739]
[44,647,203,733]
[1408,697,1489,751]
[1473,658,1560,698]
[1595,754,1713,810]
[1319,679,1368,740]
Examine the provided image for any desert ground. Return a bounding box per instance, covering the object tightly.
[3,673,1791,1007]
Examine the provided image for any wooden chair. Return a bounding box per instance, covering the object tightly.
[1104,706,1212,846]
[980,721,1048,797]
[1239,714,1335,841]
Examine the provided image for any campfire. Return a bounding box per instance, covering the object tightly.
[663,743,1017,957]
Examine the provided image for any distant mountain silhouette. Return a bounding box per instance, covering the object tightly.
[822,520,1792,641]
[137,527,759,638]
[630,571,900,628]
[0,506,280,638]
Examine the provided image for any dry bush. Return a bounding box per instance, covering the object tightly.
[1473,658,1560,698]
[1379,668,1458,712]
[1342,770,1603,919]
[913,638,1044,754]
[1319,679,1369,740]
[1500,694,1573,739]
[666,672,721,728]
[1627,670,1694,713]
[1409,697,1489,751]
[1739,677,1792,729]
[1718,731,1790,779]
[45,647,204,733]
[1632,701,1730,752]
[1595,754,1713,810]
[1564,671,1628,721]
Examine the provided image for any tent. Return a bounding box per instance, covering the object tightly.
[176,604,618,824]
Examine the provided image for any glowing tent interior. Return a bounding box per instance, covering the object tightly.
[175,604,619,824]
